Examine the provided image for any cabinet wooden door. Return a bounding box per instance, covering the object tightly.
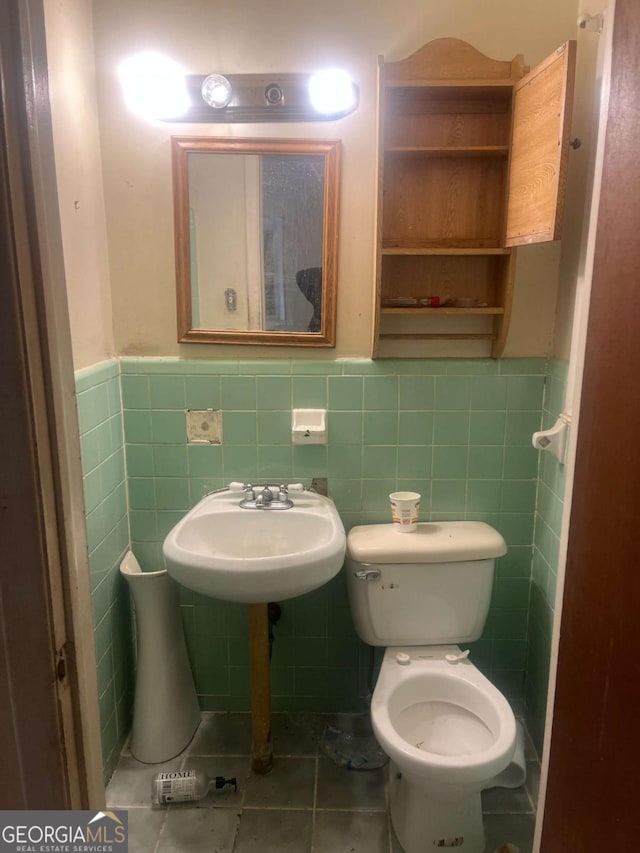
[505,41,576,247]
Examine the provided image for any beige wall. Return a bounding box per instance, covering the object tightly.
[91,0,581,359]
[44,0,114,370]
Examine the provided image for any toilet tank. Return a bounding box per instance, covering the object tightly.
[345,522,507,646]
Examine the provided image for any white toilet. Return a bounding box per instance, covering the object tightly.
[345,521,519,853]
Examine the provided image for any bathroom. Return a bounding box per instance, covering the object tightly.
[2,0,636,850]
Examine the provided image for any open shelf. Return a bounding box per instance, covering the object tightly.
[384,145,509,158]
[372,37,576,359]
[379,332,497,341]
[373,42,519,358]
[383,80,516,92]
[381,246,511,255]
[381,306,505,315]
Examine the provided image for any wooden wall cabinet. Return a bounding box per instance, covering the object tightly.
[372,38,576,358]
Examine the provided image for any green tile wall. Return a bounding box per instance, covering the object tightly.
[75,360,133,780]
[525,359,568,754]
[120,357,547,714]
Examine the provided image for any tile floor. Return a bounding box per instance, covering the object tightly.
[106,713,541,853]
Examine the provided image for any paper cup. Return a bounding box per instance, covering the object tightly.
[390,491,421,533]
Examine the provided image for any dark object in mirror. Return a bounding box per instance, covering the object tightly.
[296,268,322,332]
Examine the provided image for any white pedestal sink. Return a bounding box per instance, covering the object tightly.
[163,486,346,603]
[162,484,346,773]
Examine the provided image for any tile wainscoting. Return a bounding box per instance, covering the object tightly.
[525,359,568,754]
[75,359,133,779]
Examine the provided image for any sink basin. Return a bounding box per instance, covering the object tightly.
[163,488,346,603]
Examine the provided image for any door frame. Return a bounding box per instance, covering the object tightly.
[0,0,104,808]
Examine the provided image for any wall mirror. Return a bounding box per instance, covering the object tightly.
[172,136,340,346]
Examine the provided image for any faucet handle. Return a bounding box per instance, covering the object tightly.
[277,484,288,501]
[244,483,256,500]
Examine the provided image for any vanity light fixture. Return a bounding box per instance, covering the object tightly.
[119,52,359,122]
[118,52,190,120]
[179,70,358,122]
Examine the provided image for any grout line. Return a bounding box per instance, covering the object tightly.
[241,805,315,812]
[309,753,319,853]
[230,806,242,853]
[238,756,247,811]
[151,806,169,853]
[237,804,389,813]
[115,364,133,555]
[187,753,252,758]
[314,805,388,813]
[385,764,393,853]
[524,783,537,816]
[110,802,389,813]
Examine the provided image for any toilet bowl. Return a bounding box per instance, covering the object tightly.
[345,521,519,853]
[373,646,516,792]
[373,646,516,852]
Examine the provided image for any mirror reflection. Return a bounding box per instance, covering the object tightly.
[172,137,340,346]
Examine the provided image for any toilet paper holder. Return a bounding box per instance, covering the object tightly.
[532,414,570,464]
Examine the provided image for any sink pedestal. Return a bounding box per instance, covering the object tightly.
[248,603,273,773]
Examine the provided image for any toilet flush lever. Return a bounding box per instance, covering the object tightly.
[445,649,470,664]
[354,569,381,581]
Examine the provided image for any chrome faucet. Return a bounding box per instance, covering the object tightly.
[239,483,293,510]
[255,486,274,507]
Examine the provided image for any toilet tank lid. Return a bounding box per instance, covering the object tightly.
[346,522,507,564]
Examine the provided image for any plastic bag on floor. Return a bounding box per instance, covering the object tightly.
[320,724,388,770]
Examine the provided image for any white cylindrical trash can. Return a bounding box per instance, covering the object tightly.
[120,551,200,763]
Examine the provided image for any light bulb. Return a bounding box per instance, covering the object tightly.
[308,69,357,116]
[118,52,189,120]
[201,74,233,109]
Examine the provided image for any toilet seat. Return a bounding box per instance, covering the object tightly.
[371,645,516,789]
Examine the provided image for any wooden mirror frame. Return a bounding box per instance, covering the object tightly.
[172,136,340,347]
